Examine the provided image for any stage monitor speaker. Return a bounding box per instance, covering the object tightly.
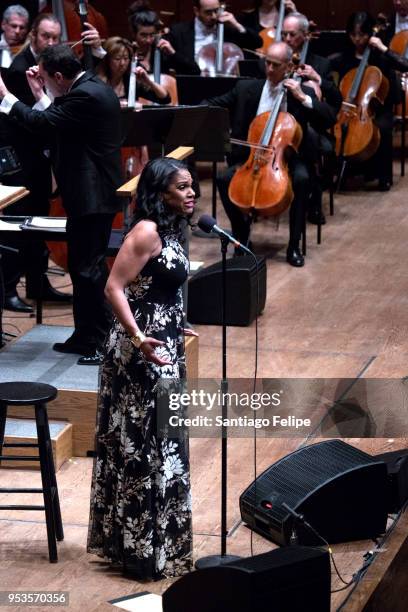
[187,255,266,326]
[162,546,330,612]
[374,448,408,513]
[240,439,388,546]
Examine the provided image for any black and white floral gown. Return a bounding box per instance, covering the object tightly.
[87,227,193,580]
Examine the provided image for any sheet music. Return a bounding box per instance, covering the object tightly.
[29,217,67,229]
[0,218,21,231]
[110,593,162,611]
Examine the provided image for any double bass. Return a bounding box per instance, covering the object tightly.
[228,82,302,217]
[196,3,244,76]
[334,24,389,162]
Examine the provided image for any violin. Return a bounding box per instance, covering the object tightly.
[334,23,389,161]
[257,0,285,54]
[196,3,244,77]
[389,29,408,119]
[228,83,302,217]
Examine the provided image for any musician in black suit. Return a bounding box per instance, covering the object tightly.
[0,44,122,363]
[282,12,342,224]
[166,0,262,75]
[1,13,62,311]
[379,0,408,43]
[203,41,336,267]
[330,11,408,191]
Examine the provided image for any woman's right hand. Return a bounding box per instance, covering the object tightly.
[140,337,172,366]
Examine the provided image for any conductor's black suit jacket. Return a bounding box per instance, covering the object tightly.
[8,71,123,218]
[5,45,37,105]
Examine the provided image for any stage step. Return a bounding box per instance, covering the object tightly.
[0,324,198,456]
[1,418,73,470]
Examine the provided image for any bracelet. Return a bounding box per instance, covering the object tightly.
[130,330,147,348]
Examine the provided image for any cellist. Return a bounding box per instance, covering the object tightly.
[202,41,336,267]
[237,0,296,36]
[166,0,262,76]
[282,12,342,224]
[330,12,408,191]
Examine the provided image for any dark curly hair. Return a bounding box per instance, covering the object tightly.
[131,157,190,232]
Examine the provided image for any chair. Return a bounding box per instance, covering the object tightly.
[0,382,64,562]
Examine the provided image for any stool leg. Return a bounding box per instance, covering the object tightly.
[42,408,64,542]
[35,404,58,562]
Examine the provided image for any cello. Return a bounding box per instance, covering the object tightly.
[334,23,389,162]
[257,0,285,53]
[228,81,302,217]
[196,3,244,77]
[389,29,408,118]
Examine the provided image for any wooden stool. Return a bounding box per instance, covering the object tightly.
[0,382,64,562]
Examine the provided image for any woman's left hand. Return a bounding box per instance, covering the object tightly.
[183,328,199,337]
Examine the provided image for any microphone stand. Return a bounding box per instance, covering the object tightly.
[195,234,241,568]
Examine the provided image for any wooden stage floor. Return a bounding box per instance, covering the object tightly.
[1,164,408,610]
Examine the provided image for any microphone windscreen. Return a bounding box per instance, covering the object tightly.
[197,214,216,234]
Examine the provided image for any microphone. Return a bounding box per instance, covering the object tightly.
[197,214,252,254]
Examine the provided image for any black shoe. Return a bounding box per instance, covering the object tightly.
[307,209,326,225]
[53,339,93,356]
[77,350,103,366]
[26,285,72,303]
[4,295,34,313]
[286,246,305,267]
[378,179,392,192]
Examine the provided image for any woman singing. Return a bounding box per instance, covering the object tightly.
[87,157,196,580]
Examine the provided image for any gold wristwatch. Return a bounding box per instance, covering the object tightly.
[129,330,147,348]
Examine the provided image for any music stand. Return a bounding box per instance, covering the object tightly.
[176,75,249,106]
[121,105,230,219]
[121,105,209,153]
[193,106,230,219]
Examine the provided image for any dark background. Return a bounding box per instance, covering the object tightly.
[92,1,391,37]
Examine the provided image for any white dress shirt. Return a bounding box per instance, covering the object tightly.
[396,13,408,34]
[194,17,216,60]
[257,80,313,116]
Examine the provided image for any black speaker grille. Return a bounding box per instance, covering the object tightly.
[244,440,378,517]
[240,439,388,544]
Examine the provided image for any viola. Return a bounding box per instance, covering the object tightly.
[334,24,389,161]
[196,3,244,77]
[228,85,302,217]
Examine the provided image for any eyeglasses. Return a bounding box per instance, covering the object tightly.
[281,31,299,37]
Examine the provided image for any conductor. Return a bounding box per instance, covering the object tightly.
[0,44,123,364]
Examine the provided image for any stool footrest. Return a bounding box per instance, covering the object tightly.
[0,488,43,493]
[3,442,39,448]
[0,455,39,461]
[0,505,45,511]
